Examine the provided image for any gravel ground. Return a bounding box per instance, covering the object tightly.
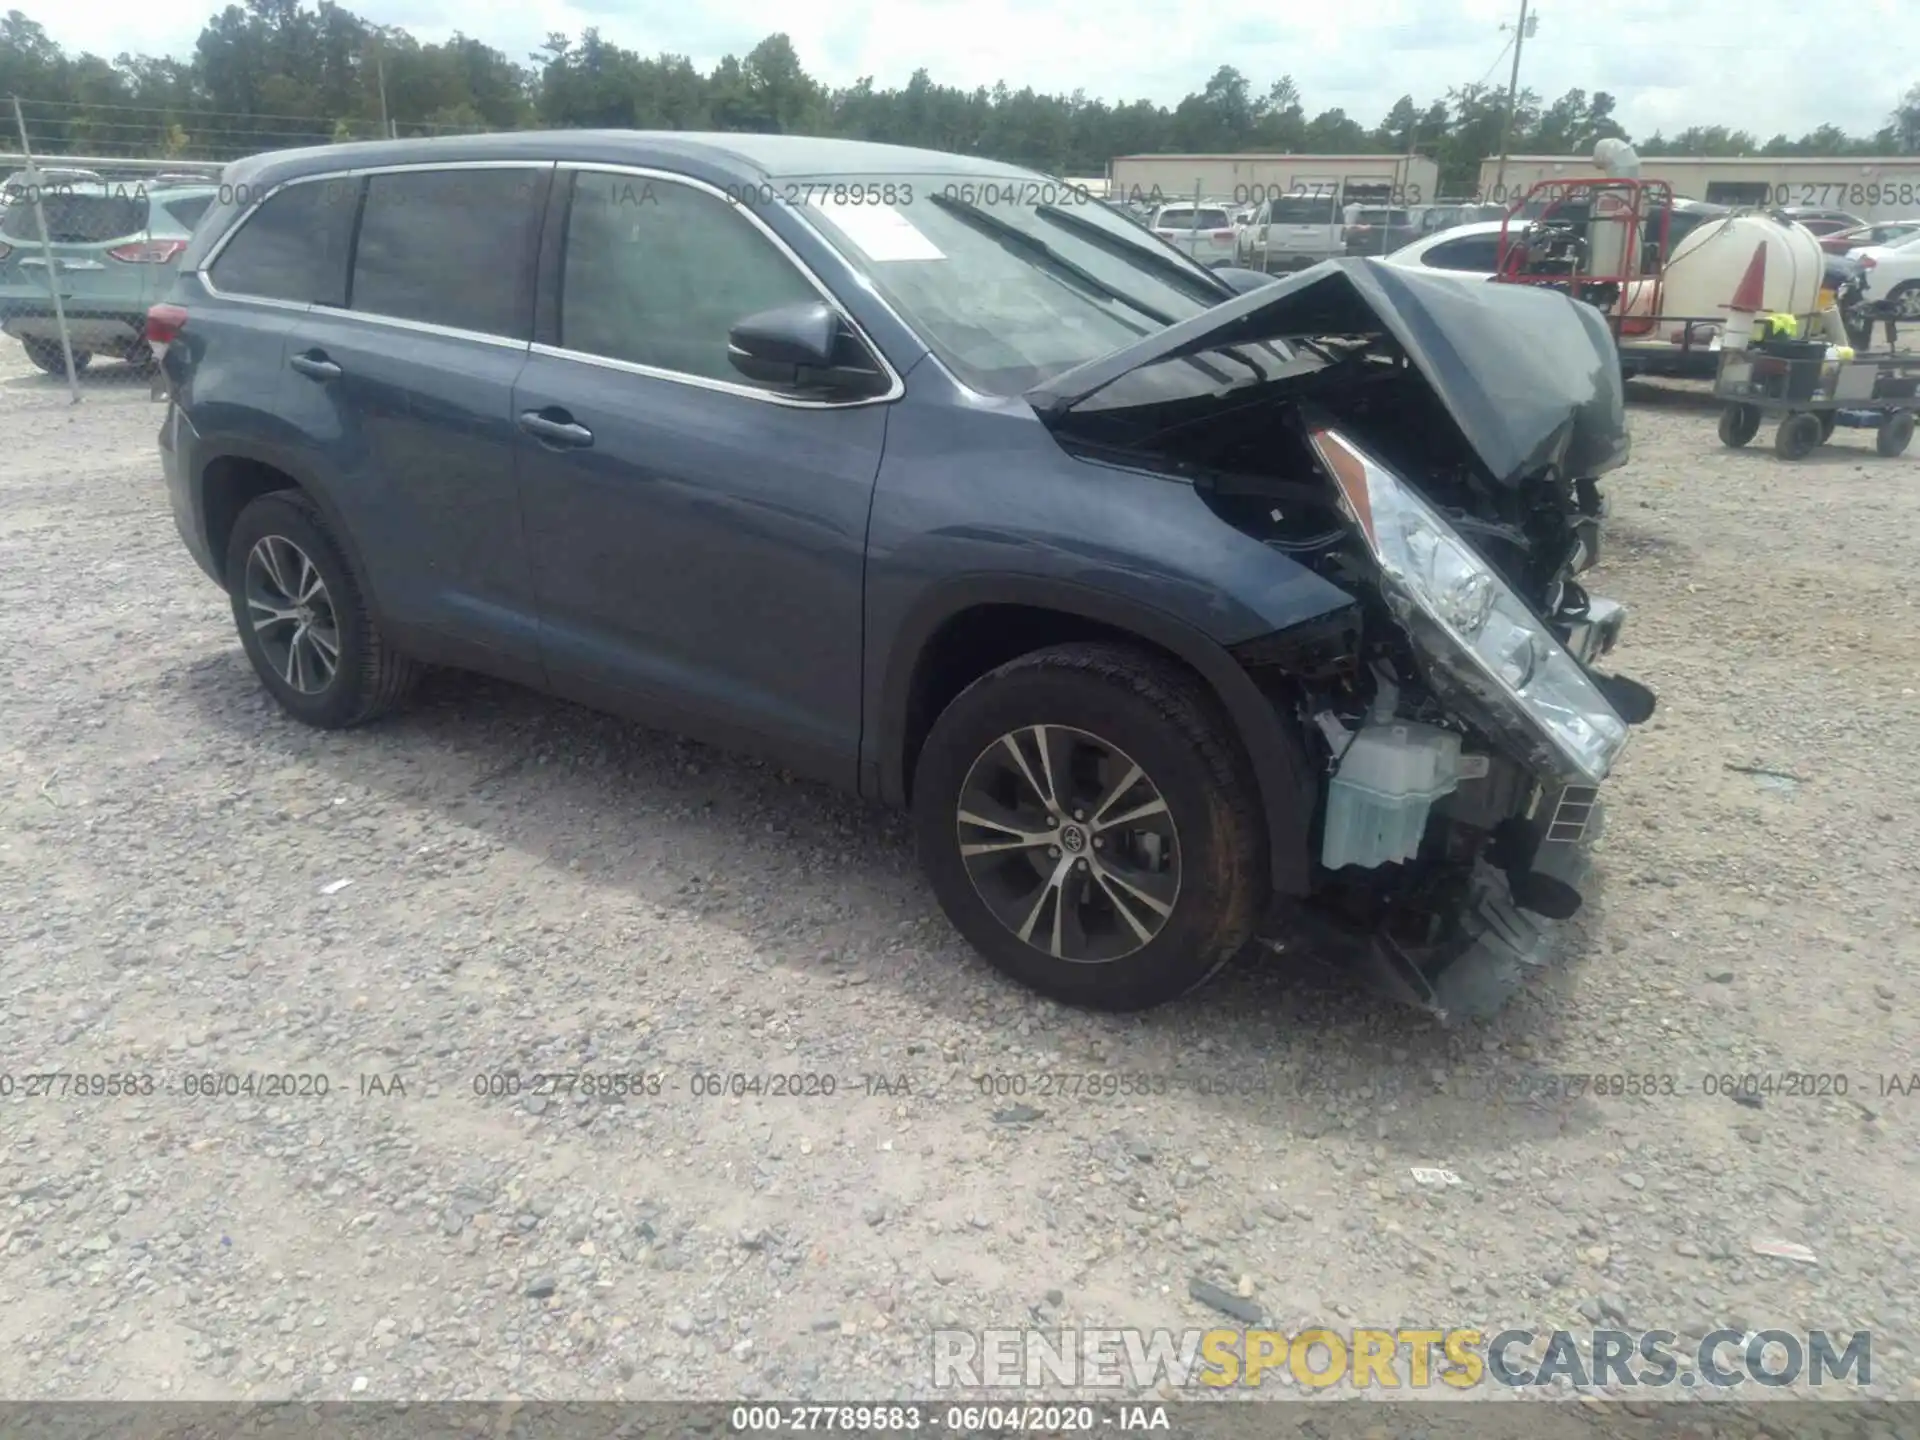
[1,348,1918,1407]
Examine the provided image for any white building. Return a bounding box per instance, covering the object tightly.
[1478,155,1920,222]
[1108,153,1441,211]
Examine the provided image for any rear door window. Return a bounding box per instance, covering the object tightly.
[206,179,359,306]
[556,171,820,385]
[348,167,545,338]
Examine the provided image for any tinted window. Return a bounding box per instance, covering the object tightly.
[1422,234,1501,271]
[559,172,819,383]
[1270,196,1339,224]
[349,168,544,337]
[207,179,358,305]
[157,194,213,232]
[0,187,147,243]
[1156,208,1229,229]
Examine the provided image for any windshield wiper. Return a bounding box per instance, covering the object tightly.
[1033,202,1224,296]
[927,192,1175,329]
[1033,202,1280,386]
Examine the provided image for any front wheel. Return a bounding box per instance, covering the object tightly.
[1718,403,1760,447]
[22,338,90,375]
[224,491,419,728]
[912,643,1267,1011]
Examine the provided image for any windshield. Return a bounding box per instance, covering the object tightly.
[794,175,1230,395]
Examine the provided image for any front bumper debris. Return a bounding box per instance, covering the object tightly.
[1269,793,1605,1022]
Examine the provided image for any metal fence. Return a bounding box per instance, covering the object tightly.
[1,103,226,396]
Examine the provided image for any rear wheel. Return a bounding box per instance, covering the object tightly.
[225,491,418,729]
[912,643,1267,1012]
[1775,412,1822,461]
[1879,410,1915,458]
[1890,283,1920,322]
[1718,403,1760,447]
[22,338,90,375]
[1817,410,1838,444]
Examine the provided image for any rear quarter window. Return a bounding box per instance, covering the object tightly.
[206,178,360,306]
[157,194,214,232]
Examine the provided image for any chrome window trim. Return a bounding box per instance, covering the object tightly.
[308,305,531,352]
[543,162,903,408]
[197,161,551,341]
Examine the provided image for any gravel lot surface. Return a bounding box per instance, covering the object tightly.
[2,349,1918,1407]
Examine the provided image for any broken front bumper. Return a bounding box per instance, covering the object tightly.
[1272,785,1605,1022]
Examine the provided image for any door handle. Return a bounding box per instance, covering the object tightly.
[289,352,342,381]
[517,409,594,449]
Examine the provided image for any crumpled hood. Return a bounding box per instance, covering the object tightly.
[1026,257,1631,487]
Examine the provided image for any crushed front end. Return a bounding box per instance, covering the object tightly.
[1030,258,1659,1019]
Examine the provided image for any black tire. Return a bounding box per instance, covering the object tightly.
[1718,403,1760,448]
[1879,410,1915,458]
[22,338,91,375]
[912,642,1268,1012]
[1774,412,1821,461]
[1817,410,1838,444]
[1890,283,1920,323]
[225,491,418,728]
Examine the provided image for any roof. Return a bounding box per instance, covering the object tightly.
[1492,154,1920,169]
[1112,152,1430,163]
[224,130,1040,191]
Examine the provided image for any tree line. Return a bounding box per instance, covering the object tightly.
[4,2,1918,195]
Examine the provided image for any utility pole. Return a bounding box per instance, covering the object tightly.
[1492,0,1534,201]
[374,37,394,139]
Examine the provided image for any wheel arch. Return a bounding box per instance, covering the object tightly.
[193,441,383,616]
[872,576,1320,897]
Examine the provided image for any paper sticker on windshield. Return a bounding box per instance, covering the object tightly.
[810,198,946,262]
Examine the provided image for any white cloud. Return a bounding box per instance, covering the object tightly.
[28,0,1920,144]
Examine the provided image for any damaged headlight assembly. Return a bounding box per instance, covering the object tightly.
[1308,427,1629,786]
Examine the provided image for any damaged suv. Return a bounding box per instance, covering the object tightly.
[154,133,1653,1018]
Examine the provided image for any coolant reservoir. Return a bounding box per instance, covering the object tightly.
[1321,722,1463,870]
[1623,214,1824,331]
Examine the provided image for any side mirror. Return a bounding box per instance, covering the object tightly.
[728,300,888,398]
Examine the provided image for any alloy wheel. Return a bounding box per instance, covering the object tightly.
[954,724,1181,964]
[244,535,340,695]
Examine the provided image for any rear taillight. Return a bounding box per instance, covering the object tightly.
[146,302,188,359]
[108,239,188,264]
[1211,229,1233,241]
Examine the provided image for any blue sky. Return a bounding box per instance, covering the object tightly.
[35,0,1920,144]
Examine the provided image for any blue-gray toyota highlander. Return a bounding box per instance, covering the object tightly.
[152,131,1657,1019]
